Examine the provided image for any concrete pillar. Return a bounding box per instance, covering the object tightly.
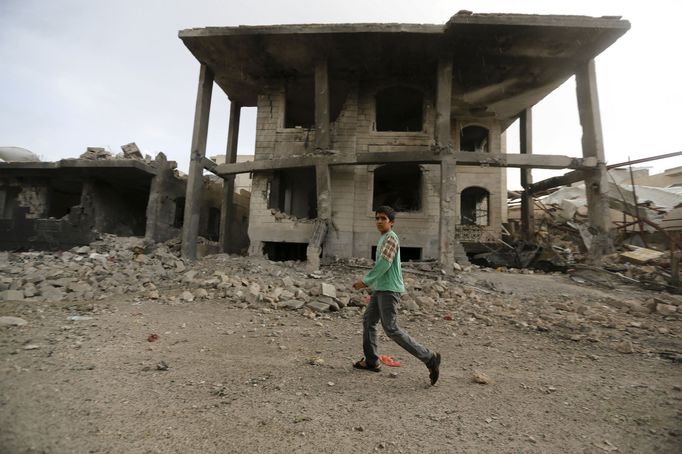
[306,163,331,270]
[576,59,612,261]
[519,108,535,241]
[439,157,457,270]
[145,153,174,243]
[181,64,213,260]
[219,102,241,253]
[435,55,453,149]
[315,163,331,220]
[314,60,331,150]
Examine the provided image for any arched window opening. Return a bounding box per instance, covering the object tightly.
[460,125,489,152]
[461,187,490,226]
[372,164,421,212]
[375,86,423,132]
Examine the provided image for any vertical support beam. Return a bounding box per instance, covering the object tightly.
[219,102,241,253]
[145,153,173,243]
[519,108,535,241]
[306,164,332,271]
[314,60,331,150]
[181,64,213,260]
[315,163,332,221]
[439,157,457,270]
[435,55,453,150]
[576,59,612,261]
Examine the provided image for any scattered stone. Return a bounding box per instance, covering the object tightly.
[0,290,24,301]
[306,301,331,313]
[194,288,209,299]
[180,291,195,302]
[472,371,491,384]
[0,316,28,327]
[614,340,634,354]
[321,283,337,298]
[156,361,169,371]
[23,344,40,350]
[67,315,93,321]
[278,300,305,310]
[655,303,677,316]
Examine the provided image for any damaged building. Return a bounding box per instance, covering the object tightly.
[178,12,630,268]
[0,142,251,253]
[0,151,186,250]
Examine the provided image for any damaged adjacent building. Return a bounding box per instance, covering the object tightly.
[0,151,186,250]
[178,12,630,268]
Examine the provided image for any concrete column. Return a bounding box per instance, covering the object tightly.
[219,102,241,253]
[576,59,612,261]
[435,55,453,149]
[519,108,535,241]
[145,153,174,243]
[315,163,331,220]
[314,60,331,150]
[439,157,457,270]
[306,163,331,270]
[181,64,213,260]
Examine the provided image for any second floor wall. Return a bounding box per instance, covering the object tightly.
[253,79,506,161]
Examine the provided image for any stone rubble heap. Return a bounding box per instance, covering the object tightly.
[0,234,680,358]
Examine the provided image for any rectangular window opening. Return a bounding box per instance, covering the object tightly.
[268,167,317,219]
[263,242,308,262]
[284,78,314,129]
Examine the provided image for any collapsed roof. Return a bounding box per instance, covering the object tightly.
[179,12,629,127]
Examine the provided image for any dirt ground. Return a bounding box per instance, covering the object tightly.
[1,267,681,454]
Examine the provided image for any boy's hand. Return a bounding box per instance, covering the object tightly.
[352,281,366,290]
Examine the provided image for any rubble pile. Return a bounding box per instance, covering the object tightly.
[1,235,679,359]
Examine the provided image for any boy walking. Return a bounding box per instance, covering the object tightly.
[352,205,441,385]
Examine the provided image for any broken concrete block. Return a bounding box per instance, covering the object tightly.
[306,301,331,313]
[194,288,209,299]
[281,276,294,288]
[182,270,198,283]
[121,142,144,160]
[0,316,28,327]
[415,296,436,308]
[41,287,65,302]
[656,303,677,316]
[278,300,305,310]
[614,340,634,354]
[401,299,420,311]
[321,283,337,298]
[317,296,339,311]
[180,291,195,302]
[620,247,665,265]
[0,290,24,301]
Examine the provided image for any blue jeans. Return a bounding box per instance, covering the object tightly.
[363,291,433,367]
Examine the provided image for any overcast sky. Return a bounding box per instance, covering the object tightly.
[1,0,680,189]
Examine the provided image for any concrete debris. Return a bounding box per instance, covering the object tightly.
[0,232,678,359]
[121,142,144,160]
[80,147,113,160]
[472,371,491,384]
[0,316,28,327]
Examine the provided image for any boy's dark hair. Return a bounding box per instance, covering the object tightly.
[375,205,396,222]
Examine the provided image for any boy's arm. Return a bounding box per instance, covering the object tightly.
[362,235,398,288]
